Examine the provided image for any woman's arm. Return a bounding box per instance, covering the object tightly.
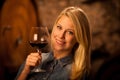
[16,65,31,80]
[16,52,42,80]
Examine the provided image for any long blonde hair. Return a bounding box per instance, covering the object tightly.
[53,7,91,79]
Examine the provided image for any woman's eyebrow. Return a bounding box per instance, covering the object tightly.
[57,23,62,26]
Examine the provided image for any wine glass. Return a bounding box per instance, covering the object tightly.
[29,26,50,72]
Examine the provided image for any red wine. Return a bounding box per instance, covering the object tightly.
[29,41,48,49]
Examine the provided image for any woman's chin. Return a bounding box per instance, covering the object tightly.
[53,47,65,52]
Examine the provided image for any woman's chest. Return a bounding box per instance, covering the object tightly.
[28,60,72,80]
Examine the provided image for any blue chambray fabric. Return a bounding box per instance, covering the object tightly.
[16,52,73,80]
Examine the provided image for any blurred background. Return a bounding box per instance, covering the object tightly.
[0,0,120,80]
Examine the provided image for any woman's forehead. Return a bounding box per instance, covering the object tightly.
[57,15,74,29]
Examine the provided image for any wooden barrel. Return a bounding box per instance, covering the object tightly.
[0,0,37,76]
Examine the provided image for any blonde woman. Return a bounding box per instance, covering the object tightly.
[16,6,91,80]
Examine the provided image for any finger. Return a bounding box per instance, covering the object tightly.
[28,59,41,66]
[30,52,42,57]
[26,55,41,66]
[30,53,42,61]
[30,53,39,56]
[26,58,37,66]
[29,54,41,62]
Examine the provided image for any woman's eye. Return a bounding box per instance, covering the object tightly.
[57,25,62,30]
[67,31,74,35]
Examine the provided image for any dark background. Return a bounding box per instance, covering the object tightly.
[0,0,120,80]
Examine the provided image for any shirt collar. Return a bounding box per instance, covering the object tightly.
[58,54,73,67]
[49,52,73,67]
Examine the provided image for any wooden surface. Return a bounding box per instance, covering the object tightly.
[0,0,37,72]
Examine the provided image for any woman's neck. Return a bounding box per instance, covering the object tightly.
[53,50,71,59]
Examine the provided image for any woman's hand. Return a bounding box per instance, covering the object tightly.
[24,52,42,71]
[17,52,42,80]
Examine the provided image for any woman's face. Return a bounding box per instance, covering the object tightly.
[51,15,77,53]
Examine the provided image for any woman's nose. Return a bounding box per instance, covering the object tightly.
[59,31,65,39]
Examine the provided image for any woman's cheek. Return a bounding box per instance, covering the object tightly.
[51,32,56,45]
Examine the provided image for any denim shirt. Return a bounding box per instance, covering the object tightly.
[16,52,73,80]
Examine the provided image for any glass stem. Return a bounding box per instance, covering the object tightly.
[37,48,40,53]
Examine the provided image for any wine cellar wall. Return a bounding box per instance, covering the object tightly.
[0,0,120,80]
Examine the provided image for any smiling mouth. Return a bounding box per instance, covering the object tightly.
[56,39,65,46]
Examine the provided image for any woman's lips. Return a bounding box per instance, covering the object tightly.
[56,39,65,46]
